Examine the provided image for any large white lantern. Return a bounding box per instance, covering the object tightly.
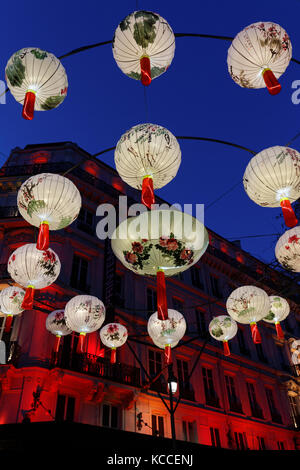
[275,227,300,271]
[290,339,300,366]
[209,315,238,356]
[17,173,82,250]
[111,209,209,321]
[115,123,181,208]
[243,146,300,228]
[5,47,68,120]
[227,22,291,95]
[64,295,106,353]
[113,11,175,86]
[147,309,186,364]
[46,309,72,352]
[0,286,25,333]
[7,244,61,310]
[100,323,128,363]
[226,286,270,343]
[263,296,290,339]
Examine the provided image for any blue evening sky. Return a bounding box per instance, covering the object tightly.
[1,0,299,264]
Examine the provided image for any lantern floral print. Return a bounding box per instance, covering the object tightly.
[147,310,186,346]
[46,310,72,336]
[112,11,175,81]
[209,316,238,341]
[100,323,128,349]
[64,295,106,334]
[7,244,61,289]
[226,286,270,324]
[263,296,290,323]
[5,48,68,111]
[227,22,292,90]
[0,286,25,315]
[275,227,300,272]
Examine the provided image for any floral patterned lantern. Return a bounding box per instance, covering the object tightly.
[275,227,300,271]
[112,209,209,322]
[290,339,300,366]
[227,22,291,95]
[226,286,270,344]
[46,309,72,352]
[243,146,300,228]
[0,286,25,333]
[147,309,186,364]
[100,323,128,363]
[7,244,61,310]
[115,123,181,209]
[209,315,238,356]
[5,47,68,120]
[64,295,106,353]
[17,173,81,250]
[113,11,175,86]
[263,296,289,339]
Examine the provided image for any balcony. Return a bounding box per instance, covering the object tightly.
[205,393,220,408]
[149,379,168,394]
[50,351,141,388]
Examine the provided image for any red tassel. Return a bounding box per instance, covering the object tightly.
[53,335,61,353]
[250,322,261,344]
[275,322,284,340]
[21,286,34,310]
[157,270,168,321]
[140,55,151,86]
[76,333,86,353]
[223,340,230,356]
[165,344,172,364]
[99,348,105,358]
[141,177,155,209]
[111,348,116,364]
[280,199,298,228]
[4,315,13,333]
[37,222,49,250]
[22,91,36,120]
[262,68,281,95]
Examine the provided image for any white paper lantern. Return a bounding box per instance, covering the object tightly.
[275,227,300,272]
[0,286,25,333]
[18,173,82,250]
[46,309,72,352]
[226,286,270,343]
[228,22,292,95]
[7,244,61,310]
[113,11,175,86]
[5,47,68,120]
[243,146,300,227]
[100,323,128,363]
[115,123,181,208]
[263,296,289,339]
[112,209,209,321]
[290,339,300,366]
[147,309,186,364]
[209,315,238,356]
[64,295,106,352]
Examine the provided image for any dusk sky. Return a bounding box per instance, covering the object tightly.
[1,0,300,264]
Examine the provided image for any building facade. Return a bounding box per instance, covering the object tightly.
[0,141,299,451]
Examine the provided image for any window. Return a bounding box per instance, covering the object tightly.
[265,388,282,423]
[152,415,164,437]
[257,436,266,450]
[149,349,162,376]
[55,394,75,422]
[256,343,268,363]
[114,273,124,307]
[237,328,249,356]
[247,382,263,419]
[77,207,94,235]
[277,441,285,450]
[202,367,219,407]
[172,297,184,312]
[177,359,189,389]
[70,254,89,291]
[191,267,203,289]
[211,276,222,299]
[195,309,206,338]
[59,332,80,367]
[182,421,197,442]
[277,345,288,370]
[234,432,247,450]
[288,395,299,427]
[210,427,221,447]
[147,288,157,315]
[102,404,119,428]
[225,375,242,413]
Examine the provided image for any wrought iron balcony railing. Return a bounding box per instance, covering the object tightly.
[50,351,141,388]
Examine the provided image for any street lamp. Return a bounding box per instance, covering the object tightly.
[167,364,177,450]
[167,370,178,395]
